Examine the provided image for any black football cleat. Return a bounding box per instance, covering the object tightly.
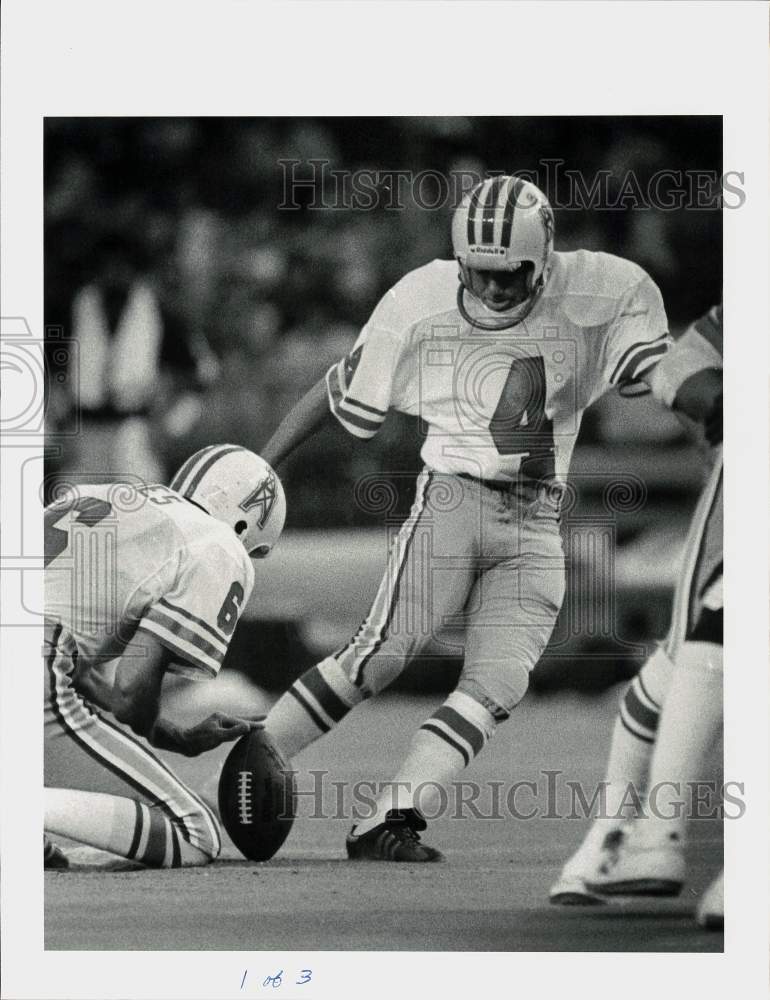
[346,808,444,862]
[44,837,69,871]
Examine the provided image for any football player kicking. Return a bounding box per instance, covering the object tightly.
[550,305,723,926]
[260,174,705,863]
[44,446,285,869]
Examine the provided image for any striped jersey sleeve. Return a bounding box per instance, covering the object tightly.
[648,303,723,408]
[137,538,254,678]
[602,274,671,387]
[326,293,405,439]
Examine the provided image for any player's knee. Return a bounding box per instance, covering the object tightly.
[457,660,530,722]
[354,652,411,698]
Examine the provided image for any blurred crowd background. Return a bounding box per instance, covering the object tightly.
[44,117,722,690]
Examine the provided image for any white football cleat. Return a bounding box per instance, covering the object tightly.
[585,830,685,897]
[696,869,723,929]
[549,827,626,906]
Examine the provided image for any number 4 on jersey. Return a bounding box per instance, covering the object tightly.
[489,353,556,482]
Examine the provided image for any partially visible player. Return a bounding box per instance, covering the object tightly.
[550,305,723,913]
[44,445,285,868]
[258,175,684,861]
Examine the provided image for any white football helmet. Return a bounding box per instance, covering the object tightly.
[169,444,286,557]
[452,175,554,330]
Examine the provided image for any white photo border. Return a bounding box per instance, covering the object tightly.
[1,1,768,997]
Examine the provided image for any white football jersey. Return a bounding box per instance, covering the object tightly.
[326,251,670,481]
[45,483,254,679]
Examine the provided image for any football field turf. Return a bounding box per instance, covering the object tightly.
[45,689,724,952]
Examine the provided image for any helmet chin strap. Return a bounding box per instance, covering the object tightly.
[456,266,546,331]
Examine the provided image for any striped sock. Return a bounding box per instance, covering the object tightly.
[642,642,722,846]
[603,673,662,820]
[354,691,496,835]
[44,789,205,867]
[265,657,363,759]
[126,801,183,867]
[564,655,669,865]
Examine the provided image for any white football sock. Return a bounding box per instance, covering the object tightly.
[266,657,362,759]
[353,691,496,836]
[641,642,722,846]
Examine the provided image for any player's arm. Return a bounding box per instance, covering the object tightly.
[646,308,723,444]
[112,632,256,756]
[260,374,332,469]
[603,273,671,391]
[261,297,402,468]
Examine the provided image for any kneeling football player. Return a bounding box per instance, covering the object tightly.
[44,446,285,868]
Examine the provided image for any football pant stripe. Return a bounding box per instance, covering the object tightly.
[299,666,352,723]
[345,470,433,687]
[430,706,486,756]
[333,471,429,682]
[287,685,331,734]
[421,723,471,767]
[47,651,221,856]
[183,445,248,499]
[47,660,191,840]
[609,333,669,385]
[158,599,229,648]
[86,700,221,856]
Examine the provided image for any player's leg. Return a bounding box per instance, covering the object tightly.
[587,458,723,896]
[586,640,722,896]
[266,470,475,760]
[342,475,489,860]
[347,501,566,860]
[550,643,673,903]
[44,628,220,867]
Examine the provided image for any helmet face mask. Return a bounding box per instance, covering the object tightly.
[452,175,554,331]
[169,445,286,556]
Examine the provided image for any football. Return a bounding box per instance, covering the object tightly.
[217,728,296,861]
